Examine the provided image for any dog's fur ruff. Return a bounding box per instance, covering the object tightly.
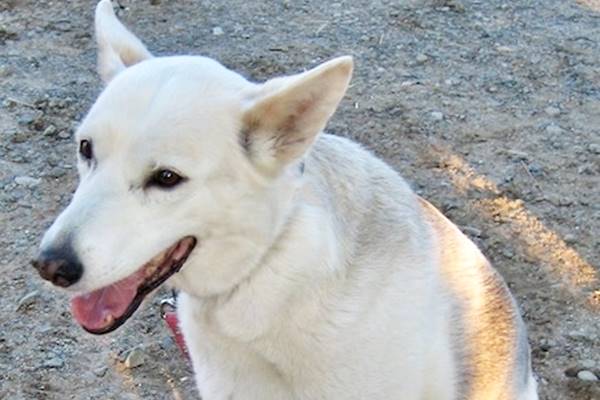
[37,1,538,399]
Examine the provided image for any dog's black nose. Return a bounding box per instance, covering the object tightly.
[32,246,83,288]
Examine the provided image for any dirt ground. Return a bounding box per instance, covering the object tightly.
[1,0,599,399]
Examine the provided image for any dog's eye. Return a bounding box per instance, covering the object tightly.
[79,139,93,160]
[150,169,184,188]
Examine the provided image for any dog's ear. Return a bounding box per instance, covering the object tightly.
[241,56,353,174]
[95,0,153,83]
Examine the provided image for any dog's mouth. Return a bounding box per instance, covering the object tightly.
[70,236,196,335]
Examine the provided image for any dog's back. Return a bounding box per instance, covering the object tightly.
[418,198,538,400]
[284,133,539,400]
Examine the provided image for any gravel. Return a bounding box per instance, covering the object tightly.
[14,176,41,188]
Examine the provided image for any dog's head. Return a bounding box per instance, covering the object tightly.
[32,0,352,334]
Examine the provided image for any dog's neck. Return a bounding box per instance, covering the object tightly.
[175,178,344,343]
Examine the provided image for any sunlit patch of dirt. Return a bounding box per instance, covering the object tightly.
[432,146,598,298]
[577,0,600,12]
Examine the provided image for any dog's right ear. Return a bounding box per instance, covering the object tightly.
[95,0,153,83]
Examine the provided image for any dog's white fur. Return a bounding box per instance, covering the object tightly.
[39,1,538,399]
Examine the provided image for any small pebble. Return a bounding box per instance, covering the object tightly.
[16,290,39,312]
[124,348,145,368]
[577,163,594,175]
[212,26,224,36]
[160,336,176,351]
[47,166,66,179]
[506,149,529,160]
[93,366,108,377]
[18,111,37,126]
[563,233,577,244]
[545,124,562,135]
[57,130,71,139]
[0,65,11,77]
[462,226,482,238]
[496,45,514,53]
[14,176,41,188]
[415,53,429,63]
[43,356,64,369]
[8,130,28,144]
[544,106,561,117]
[577,370,598,381]
[43,125,57,136]
[588,143,600,154]
[527,162,543,177]
[430,111,444,121]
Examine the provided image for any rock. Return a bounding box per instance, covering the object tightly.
[16,290,39,312]
[496,45,514,53]
[545,124,562,135]
[461,226,482,238]
[160,336,176,351]
[501,248,514,259]
[588,143,600,154]
[558,197,573,207]
[43,355,64,369]
[430,111,444,121]
[93,366,108,377]
[18,111,37,126]
[438,0,465,13]
[506,149,529,160]
[124,348,145,368]
[577,370,598,381]
[0,64,11,78]
[567,330,592,340]
[577,163,594,175]
[544,106,561,117]
[8,130,29,144]
[212,26,224,36]
[43,125,57,136]
[149,0,161,4]
[415,53,429,64]
[527,162,543,177]
[563,233,577,244]
[14,176,41,188]
[57,129,71,139]
[46,166,66,178]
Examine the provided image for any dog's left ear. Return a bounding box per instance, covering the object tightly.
[95,0,153,83]
[241,56,353,174]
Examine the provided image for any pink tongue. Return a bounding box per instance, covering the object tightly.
[71,271,144,332]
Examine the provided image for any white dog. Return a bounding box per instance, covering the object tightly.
[33,1,538,399]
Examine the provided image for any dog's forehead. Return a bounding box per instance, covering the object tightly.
[80,56,252,147]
